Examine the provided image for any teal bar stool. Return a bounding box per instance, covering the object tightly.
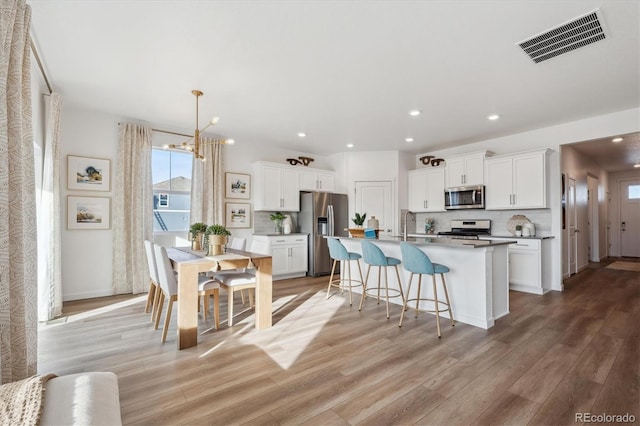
[326,237,364,305]
[399,242,454,338]
[359,240,405,319]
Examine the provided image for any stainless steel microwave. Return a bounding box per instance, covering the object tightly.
[445,185,485,210]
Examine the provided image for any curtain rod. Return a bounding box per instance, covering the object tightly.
[30,38,52,95]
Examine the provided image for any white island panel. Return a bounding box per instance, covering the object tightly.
[339,238,510,329]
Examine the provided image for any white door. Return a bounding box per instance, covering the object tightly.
[587,175,599,261]
[620,179,640,257]
[355,181,393,237]
[485,157,513,209]
[568,178,578,274]
[408,170,427,212]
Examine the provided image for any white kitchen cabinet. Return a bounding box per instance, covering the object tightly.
[445,152,487,187]
[483,236,553,295]
[484,149,549,210]
[299,169,335,192]
[253,162,300,211]
[408,167,445,212]
[252,234,308,280]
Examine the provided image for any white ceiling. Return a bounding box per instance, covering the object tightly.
[29,1,639,167]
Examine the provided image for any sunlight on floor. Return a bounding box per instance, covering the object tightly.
[237,289,344,370]
[40,295,147,328]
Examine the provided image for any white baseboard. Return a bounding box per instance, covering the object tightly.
[63,289,118,302]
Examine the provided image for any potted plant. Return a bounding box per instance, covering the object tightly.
[205,224,231,255]
[189,222,207,251]
[270,212,286,234]
[352,212,367,227]
[515,224,523,237]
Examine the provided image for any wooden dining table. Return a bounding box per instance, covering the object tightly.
[166,247,273,350]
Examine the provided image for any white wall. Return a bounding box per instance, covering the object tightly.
[59,106,122,300]
[415,107,640,292]
[561,145,609,273]
[59,109,335,300]
[57,105,639,300]
[608,169,640,256]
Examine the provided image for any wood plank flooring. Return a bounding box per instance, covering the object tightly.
[39,258,640,425]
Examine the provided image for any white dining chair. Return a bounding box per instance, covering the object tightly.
[213,239,265,326]
[144,240,160,322]
[153,244,221,342]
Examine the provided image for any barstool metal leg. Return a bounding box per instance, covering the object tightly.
[440,273,455,327]
[393,265,405,305]
[347,259,353,305]
[432,274,442,338]
[359,265,372,311]
[399,272,414,327]
[376,266,382,303]
[415,274,422,318]
[327,259,338,299]
[384,266,390,319]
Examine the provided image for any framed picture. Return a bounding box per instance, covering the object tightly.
[67,155,111,192]
[67,196,111,230]
[225,202,251,228]
[225,172,251,199]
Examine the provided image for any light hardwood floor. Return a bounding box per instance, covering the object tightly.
[39,258,639,425]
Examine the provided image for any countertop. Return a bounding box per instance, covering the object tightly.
[338,235,515,249]
[483,234,554,240]
[252,232,308,236]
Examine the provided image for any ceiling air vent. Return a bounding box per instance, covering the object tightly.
[517,9,606,63]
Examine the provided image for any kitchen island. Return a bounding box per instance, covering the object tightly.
[337,236,514,329]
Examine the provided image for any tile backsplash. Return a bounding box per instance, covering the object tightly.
[253,211,299,234]
[415,209,551,236]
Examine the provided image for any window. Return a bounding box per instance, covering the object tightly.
[152,148,193,232]
[628,184,640,200]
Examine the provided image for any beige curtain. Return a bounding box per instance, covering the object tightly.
[0,0,37,383]
[112,123,152,294]
[37,92,63,321]
[190,138,224,225]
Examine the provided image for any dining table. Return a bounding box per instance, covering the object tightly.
[166,246,273,350]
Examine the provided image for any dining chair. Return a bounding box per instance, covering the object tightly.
[143,240,160,322]
[153,244,221,342]
[213,239,265,326]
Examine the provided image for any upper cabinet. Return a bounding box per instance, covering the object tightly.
[253,162,300,211]
[408,167,445,212]
[445,151,489,187]
[484,149,550,210]
[299,169,335,192]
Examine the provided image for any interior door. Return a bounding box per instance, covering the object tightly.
[568,178,578,274]
[620,179,640,257]
[355,181,393,237]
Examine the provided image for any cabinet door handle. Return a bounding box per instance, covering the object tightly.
[319,180,322,189]
[512,194,516,205]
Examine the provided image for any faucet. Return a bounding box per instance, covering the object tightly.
[403,210,415,241]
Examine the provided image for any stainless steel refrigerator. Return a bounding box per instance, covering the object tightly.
[299,192,349,277]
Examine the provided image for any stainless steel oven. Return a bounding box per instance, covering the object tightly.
[445,185,485,210]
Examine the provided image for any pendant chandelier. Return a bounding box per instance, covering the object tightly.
[163,89,234,160]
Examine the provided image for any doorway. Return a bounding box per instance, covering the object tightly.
[587,175,599,261]
[568,177,578,275]
[619,179,640,257]
[354,181,393,237]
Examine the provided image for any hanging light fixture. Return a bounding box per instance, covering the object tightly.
[163,90,234,160]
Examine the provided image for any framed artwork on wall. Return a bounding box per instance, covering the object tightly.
[225,202,251,229]
[225,172,251,199]
[67,196,111,230]
[67,155,111,191]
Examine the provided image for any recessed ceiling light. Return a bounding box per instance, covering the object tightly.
[408,110,421,117]
[612,137,623,143]
[634,163,640,168]
[297,132,306,138]
[487,114,500,121]
[226,139,235,145]
[405,137,414,143]
[346,143,354,148]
